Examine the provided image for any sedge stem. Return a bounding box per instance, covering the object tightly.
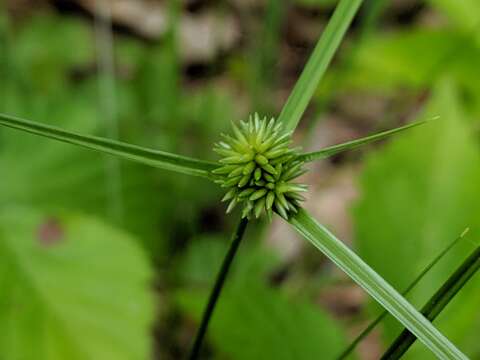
[188,217,249,359]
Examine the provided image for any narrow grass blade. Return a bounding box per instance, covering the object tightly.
[278,0,363,133]
[0,113,217,178]
[299,120,427,162]
[381,244,480,359]
[337,228,469,360]
[288,209,467,360]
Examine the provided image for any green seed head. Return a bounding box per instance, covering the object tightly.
[213,113,307,220]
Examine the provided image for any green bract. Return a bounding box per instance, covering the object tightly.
[212,114,308,220]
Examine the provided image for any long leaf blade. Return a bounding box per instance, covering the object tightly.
[288,209,467,360]
[278,0,363,132]
[299,120,427,162]
[0,113,217,178]
[382,244,480,359]
[337,228,469,359]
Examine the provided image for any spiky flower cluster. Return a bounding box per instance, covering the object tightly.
[212,114,307,220]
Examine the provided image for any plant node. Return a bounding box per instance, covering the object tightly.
[213,114,307,220]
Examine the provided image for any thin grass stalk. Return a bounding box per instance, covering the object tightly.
[381,244,480,359]
[94,0,124,222]
[188,218,249,360]
[337,229,468,360]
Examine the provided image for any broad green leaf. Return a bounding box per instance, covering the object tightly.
[278,0,363,132]
[0,207,153,359]
[0,113,217,178]
[299,120,427,162]
[382,244,480,359]
[289,208,467,359]
[354,79,480,358]
[176,238,346,359]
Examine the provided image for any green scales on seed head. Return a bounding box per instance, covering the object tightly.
[212,114,308,220]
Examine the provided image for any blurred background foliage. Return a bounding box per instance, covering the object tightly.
[0,0,479,359]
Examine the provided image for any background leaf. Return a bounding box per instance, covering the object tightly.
[10,14,93,93]
[0,207,153,359]
[332,29,480,94]
[176,237,347,360]
[354,79,480,359]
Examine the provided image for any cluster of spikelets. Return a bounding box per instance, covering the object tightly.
[212,114,308,220]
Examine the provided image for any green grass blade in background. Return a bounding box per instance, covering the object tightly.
[250,0,286,113]
[0,113,217,178]
[277,0,363,133]
[337,228,468,359]
[289,209,468,360]
[382,244,480,359]
[93,1,124,223]
[299,120,427,162]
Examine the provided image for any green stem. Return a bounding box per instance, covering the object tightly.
[337,229,467,359]
[188,218,249,360]
[381,244,480,359]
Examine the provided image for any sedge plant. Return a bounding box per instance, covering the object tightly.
[0,0,474,359]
